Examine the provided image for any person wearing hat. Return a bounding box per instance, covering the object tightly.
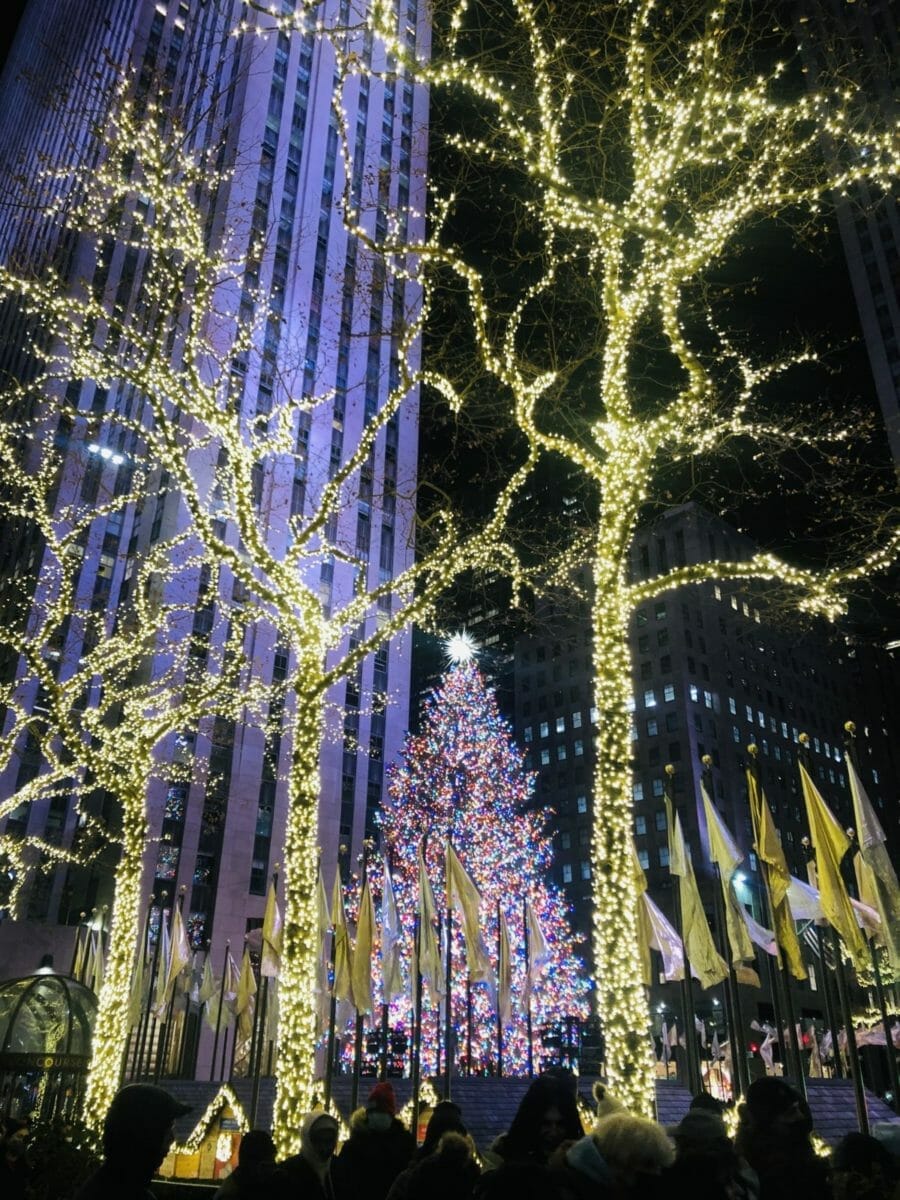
[386,1102,479,1200]
[665,1108,759,1200]
[74,1083,191,1199]
[332,1082,415,1200]
[275,1111,340,1200]
[735,1077,829,1200]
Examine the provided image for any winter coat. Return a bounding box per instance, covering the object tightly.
[332,1110,415,1200]
[386,1132,480,1200]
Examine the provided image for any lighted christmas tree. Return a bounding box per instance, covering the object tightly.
[378,644,588,1074]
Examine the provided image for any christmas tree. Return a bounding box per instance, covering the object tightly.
[377,649,588,1074]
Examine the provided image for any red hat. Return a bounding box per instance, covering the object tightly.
[367,1082,397,1116]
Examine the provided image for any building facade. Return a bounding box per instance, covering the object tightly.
[0,0,427,1058]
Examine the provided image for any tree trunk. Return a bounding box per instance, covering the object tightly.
[591,511,655,1116]
[272,684,325,1155]
[82,770,149,1129]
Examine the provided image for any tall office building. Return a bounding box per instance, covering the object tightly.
[797,0,900,466]
[0,0,427,1020]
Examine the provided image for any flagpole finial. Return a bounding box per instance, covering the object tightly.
[701,754,712,768]
[844,720,856,736]
[273,862,281,874]
[664,762,675,776]
[799,731,810,746]
[746,742,758,758]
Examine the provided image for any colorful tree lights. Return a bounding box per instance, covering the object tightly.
[378,658,588,1073]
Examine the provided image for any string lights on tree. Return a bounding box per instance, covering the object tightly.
[265,0,900,1113]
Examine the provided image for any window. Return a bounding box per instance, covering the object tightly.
[749,851,758,871]
[633,782,645,801]
[658,847,670,867]
[638,849,650,869]
[655,602,667,621]
[523,726,533,743]
[644,689,657,708]
[540,722,549,738]
[557,744,567,761]
[704,690,713,709]
[689,684,700,702]
[540,748,550,765]
[728,697,737,715]
[652,778,665,797]
[572,711,582,728]
[635,815,647,835]
[580,861,592,880]
[562,864,573,883]
[561,831,572,850]
[574,739,584,756]
[663,684,676,703]
[556,716,566,733]
[646,718,659,736]
[655,810,667,831]
[732,725,741,743]
[665,712,678,733]
[576,795,588,814]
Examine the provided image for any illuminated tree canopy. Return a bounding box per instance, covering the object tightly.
[263,0,900,1112]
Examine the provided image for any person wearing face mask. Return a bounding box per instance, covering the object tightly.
[332,1082,415,1200]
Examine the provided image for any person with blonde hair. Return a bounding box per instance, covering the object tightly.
[556,1111,674,1198]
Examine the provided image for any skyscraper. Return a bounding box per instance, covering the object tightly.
[0,0,427,1041]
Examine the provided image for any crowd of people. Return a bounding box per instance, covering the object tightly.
[4,1072,900,1199]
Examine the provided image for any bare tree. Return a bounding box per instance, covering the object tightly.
[283,0,900,1112]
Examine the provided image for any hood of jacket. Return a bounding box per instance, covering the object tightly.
[566,1134,615,1187]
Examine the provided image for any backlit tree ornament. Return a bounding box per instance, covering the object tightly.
[276,0,900,1113]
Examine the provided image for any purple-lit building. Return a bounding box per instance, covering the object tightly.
[0,0,426,1062]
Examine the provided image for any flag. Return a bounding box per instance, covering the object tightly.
[260,881,283,979]
[445,841,492,984]
[668,1020,679,1047]
[642,892,685,982]
[205,949,239,1031]
[351,876,375,1014]
[800,763,868,971]
[198,952,216,1007]
[498,907,512,1027]
[234,946,257,1063]
[747,768,807,980]
[701,780,755,965]
[127,934,148,1026]
[668,810,728,989]
[90,929,105,996]
[164,906,192,999]
[151,912,171,1019]
[661,1020,671,1064]
[381,862,404,1004]
[523,896,551,1000]
[711,1029,721,1061]
[696,1015,707,1050]
[72,926,86,982]
[416,843,442,1003]
[848,756,900,981]
[331,870,352,1004]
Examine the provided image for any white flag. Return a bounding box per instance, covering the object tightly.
[498,908,512,1027]
[445,841,492,984]
[381,863,404,1003]
[260,882,283,979]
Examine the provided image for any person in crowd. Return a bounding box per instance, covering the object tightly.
[666,1109,759,1200]
[735,1078,831,1200]
[415,1100,467,1160]
[487,1072,585,1167]
[74,1083,191,1199]
[0,1119,32,1200]
[830,1131,899,1200]
[332,1082,415,1200]
[476,1160,569,1199]
[559,1111,674,1199]
[214,1129,277,1199]
[275,1111,340,1200]
[387,1129,481,1200]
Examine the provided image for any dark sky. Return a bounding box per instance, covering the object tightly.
[0,1,26,71]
